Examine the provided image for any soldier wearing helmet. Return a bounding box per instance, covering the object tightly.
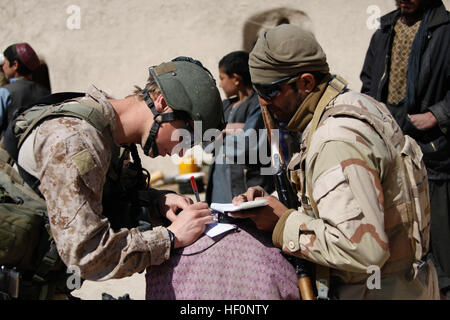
[5,57,224,299]
[0,43,50,135]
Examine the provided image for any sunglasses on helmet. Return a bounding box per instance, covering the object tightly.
[252,74,301,101]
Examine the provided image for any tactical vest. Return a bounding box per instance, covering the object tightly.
[288,82,431,286]
[0,95,163,299]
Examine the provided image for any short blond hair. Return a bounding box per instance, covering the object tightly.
[132,75,161,100]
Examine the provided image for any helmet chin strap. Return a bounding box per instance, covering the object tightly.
[141,89,179,157]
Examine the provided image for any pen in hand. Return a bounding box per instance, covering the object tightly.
[190,175,201,202]
[190,175,218,223]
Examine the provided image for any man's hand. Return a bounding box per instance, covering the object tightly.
[228,196,287,232]
[408,112,438,130]
[232,186,269,205]
[167,202,213,248]
[159,193,193,222]
[222,122,245,136]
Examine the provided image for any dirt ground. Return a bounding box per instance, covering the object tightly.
[72,272,146,300]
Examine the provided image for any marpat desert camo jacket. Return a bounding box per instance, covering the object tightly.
[17,86,171,281]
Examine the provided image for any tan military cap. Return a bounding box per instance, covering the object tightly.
[249,24,329,84]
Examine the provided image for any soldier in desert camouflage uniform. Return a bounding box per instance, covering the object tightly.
[230,24,439,299]
[6,57,223,298]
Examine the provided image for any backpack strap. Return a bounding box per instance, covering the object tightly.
[32,239,59,284]
[10,101,111,198]
[304,75,348,218]
[304,75,348,155]
[17,102,110,152]
[301,75,348,300]
[0,97,111,298]
[320,104,403,159]
[0,148,23,185]
[14,92,85,118]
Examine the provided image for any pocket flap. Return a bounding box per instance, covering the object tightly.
[312,165,346,202]
[401,135,423,168]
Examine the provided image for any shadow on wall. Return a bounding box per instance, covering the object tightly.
[242,7,313,52]
[32,58,51,93]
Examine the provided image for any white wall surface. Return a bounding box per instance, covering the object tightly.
[2,0,448,174]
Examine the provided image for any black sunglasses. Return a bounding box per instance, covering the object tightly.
[253,74,301,101]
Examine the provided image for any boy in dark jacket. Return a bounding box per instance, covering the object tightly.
[206,51,274,204]
[0,43,50,135]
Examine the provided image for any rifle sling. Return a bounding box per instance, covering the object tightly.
[304,75,348,300]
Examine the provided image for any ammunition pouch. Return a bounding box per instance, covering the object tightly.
[0,95,172,299]
[0,266,19,300]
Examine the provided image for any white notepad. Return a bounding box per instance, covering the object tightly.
[204,223,237,238]
[210,199,268,213]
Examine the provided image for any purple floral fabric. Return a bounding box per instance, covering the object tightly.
[146,223,300,300]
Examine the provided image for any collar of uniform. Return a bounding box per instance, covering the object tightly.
[9,78,20,83]
[284,74,331,133]
[85,84,118,144]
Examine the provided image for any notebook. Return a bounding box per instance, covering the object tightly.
[210,199,268,213]
[204,200,267,238]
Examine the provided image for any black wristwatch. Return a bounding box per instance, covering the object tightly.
[167,229,175,251]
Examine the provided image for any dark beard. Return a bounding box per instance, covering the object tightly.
[396,0,438,17]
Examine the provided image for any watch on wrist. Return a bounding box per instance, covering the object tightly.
[167,229,175,250]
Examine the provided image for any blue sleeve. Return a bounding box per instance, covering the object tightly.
[0,87,11,129]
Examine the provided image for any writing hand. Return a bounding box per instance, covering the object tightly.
[232,186,268,206]
[167,202,212,248]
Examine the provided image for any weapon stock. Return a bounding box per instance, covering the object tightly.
[260,105,315,301]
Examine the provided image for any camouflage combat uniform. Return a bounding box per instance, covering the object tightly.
[272,87,440,299]
[16,86,171,281]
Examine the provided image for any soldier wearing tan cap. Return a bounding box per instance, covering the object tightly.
[230,24,440,299]
[0,43,50,135]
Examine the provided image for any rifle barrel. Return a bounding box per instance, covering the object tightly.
[260,105,316,300]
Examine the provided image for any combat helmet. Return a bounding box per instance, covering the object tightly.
[142,56,225,156]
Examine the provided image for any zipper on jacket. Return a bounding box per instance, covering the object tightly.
[430,141,437,152]
[377,58,389,100]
